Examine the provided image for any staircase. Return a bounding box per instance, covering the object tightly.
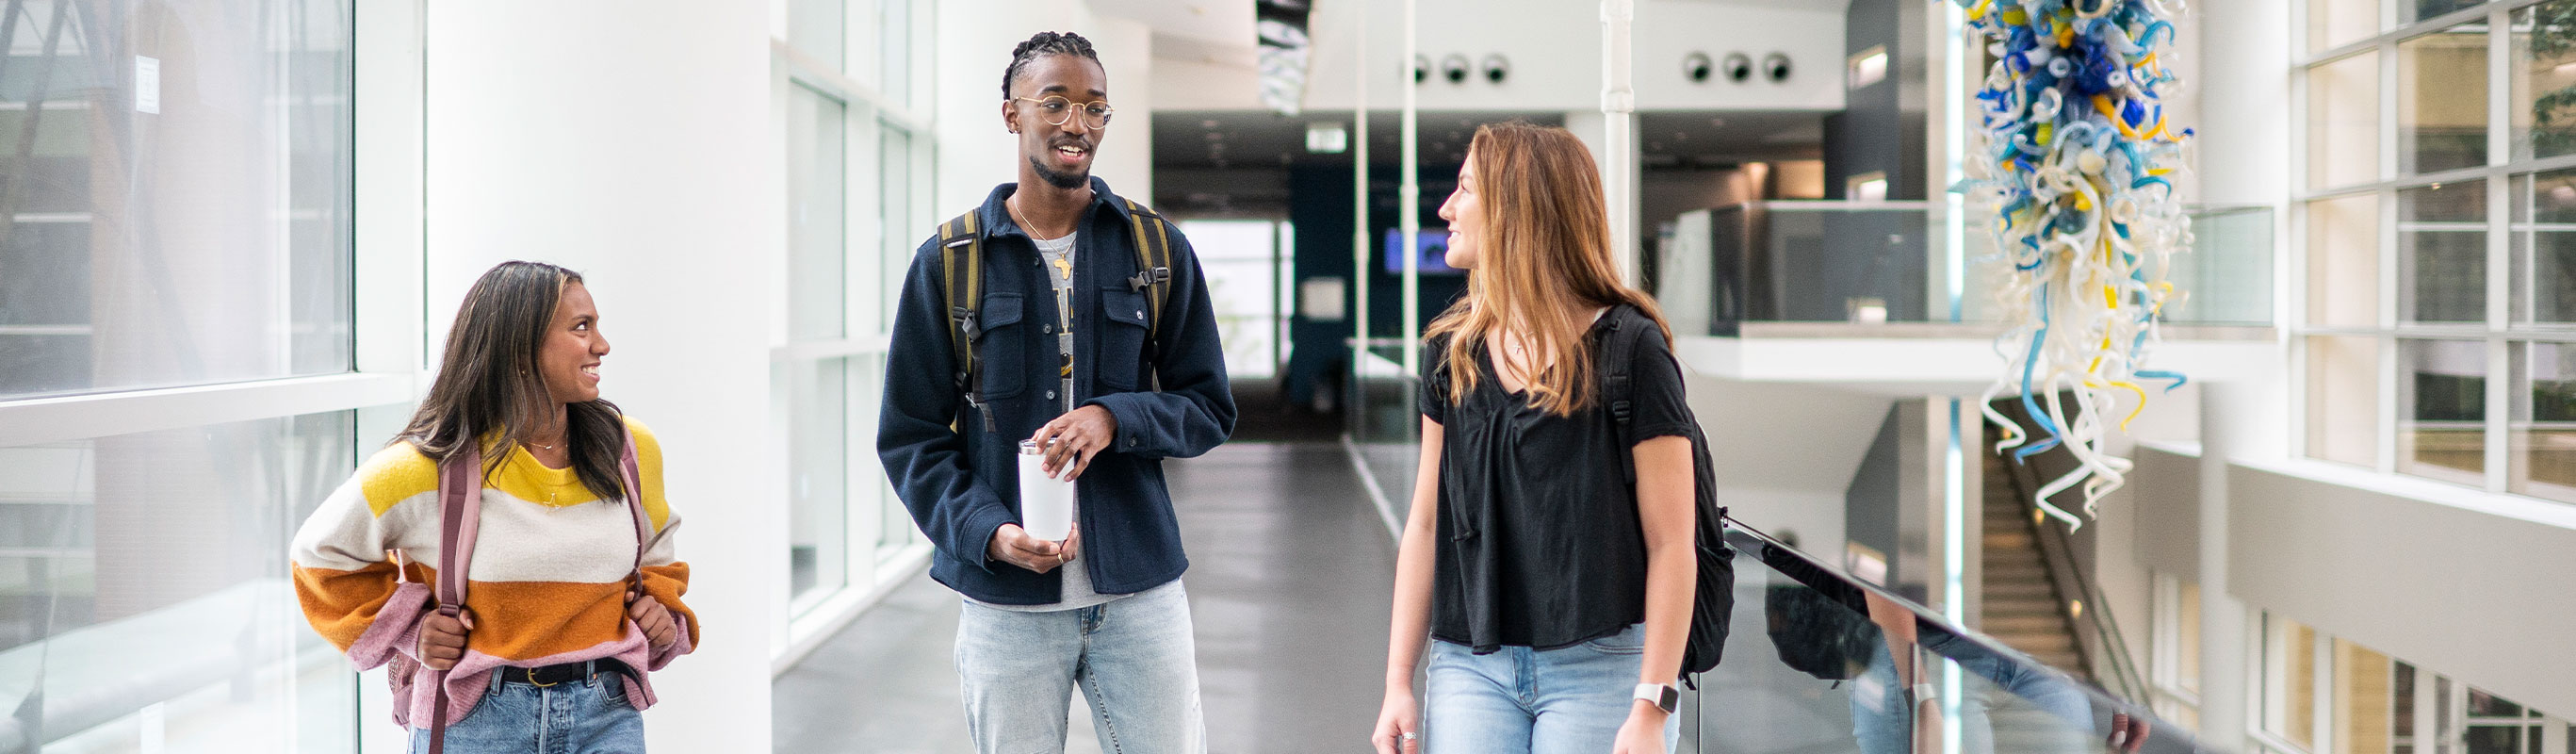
[1978,447,2093,682]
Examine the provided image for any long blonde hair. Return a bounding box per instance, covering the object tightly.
[1426,122,1671,417]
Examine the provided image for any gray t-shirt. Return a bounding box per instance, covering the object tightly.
[973,232,1126,613]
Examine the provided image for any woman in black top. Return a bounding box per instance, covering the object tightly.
[1371,122,1699,754]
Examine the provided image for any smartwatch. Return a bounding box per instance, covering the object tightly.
[1633,682,1679,714]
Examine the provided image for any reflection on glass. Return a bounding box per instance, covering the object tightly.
[789,358,851,607]
[1705,532,2192,754]
[2514,3,2576,161]
[2310,336,2385,467]
[0,0,355,400]
[2400,181,2487,324]
[2313,53,2384,190]
[2401,24,2492,174]
[2315,0,2386,53]
[2312,194,2385,328]
[0,412,357,751]
[2173,207,2278,326]
[2399,339,2487,480]
[790,84,849,342]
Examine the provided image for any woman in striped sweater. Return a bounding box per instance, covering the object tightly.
[291,261,697,753]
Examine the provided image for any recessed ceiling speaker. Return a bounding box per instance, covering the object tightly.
[1725,53,1753,83]
[1440,54,1471,85]
[1412,55,1429,84]
[1481,54,1510,84]
[1684,52,1713,83]
[1763,52,1792,82]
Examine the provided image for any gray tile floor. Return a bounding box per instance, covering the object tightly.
[774,442,1400,753]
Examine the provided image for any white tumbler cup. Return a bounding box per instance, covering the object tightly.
[1016,440,1075,541]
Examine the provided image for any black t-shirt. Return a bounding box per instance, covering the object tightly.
[1419,304,1696,653]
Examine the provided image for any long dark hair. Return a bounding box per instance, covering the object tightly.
[397,261,628,500]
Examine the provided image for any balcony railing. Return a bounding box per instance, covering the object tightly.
[1655,202,2276,336]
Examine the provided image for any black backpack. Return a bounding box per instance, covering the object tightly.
[934,200,1177,433]
[1600,305,1737,689]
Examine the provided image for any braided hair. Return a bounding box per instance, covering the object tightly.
[1002,31,1100,100]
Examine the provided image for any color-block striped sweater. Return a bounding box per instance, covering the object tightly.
[289,417,697,727]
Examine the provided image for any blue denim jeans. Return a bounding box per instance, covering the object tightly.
[1423,624,1682,754]
[954,581,1204,753]
[408,664,644,754]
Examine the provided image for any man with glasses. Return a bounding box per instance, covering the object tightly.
[878,30,1233,753]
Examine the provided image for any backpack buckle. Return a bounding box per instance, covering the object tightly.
[1126,267,1171,292]
[951,308,983,341]
[1610,400,1634,422]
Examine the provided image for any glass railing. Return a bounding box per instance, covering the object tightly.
[1687,521,2206,753]
[1655,202,2276,336]
[1345,340,1422,523]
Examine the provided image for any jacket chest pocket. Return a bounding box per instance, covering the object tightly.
[972,292,1027,400]
[1097,287,1150,390]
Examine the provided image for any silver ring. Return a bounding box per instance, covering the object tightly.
[1400,732,1417,741]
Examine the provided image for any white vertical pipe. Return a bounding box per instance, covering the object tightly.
[1353,4,1370,382]
[1401,0,1421,377]
[1601,0,1638,286]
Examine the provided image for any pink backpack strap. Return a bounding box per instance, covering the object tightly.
[426,439,483,754]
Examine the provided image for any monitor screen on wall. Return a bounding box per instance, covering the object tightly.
[1383,228,1462,275]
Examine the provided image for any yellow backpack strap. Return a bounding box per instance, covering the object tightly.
[937,210,995,433]
[1119,198,1175,352]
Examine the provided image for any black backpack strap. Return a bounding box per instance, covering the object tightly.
[1119,198,1176,353]
[937,211,996,433]
[1600,304,1655,484]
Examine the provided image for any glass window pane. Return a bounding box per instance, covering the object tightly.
[2312,336,2386,467]
[2401,23,2492,174]
[2177,581,2203,695]
[2314,52,2385,190]
[789,357,850,606]
[2317,0,2388,53]
[880,125,914,329]
[2400,181,2487,324]
[2336,639,2397,754]
[2513,3,2576,160]
[880,0,912,107]
[2313,194,2385,328]
[2269,617,2321,748]
[2513,342,2576,502]
[2,411,357,751]
[2405,0,2486,25]
[0,1,355,400]
[2514,170,2576,323]
[2399,338,2488,480]
[790,85,847,341]
[791,0,845,72]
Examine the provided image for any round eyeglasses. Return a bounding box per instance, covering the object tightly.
[1013,96,1115,129]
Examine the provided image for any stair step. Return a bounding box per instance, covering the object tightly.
[1981,614,2072,633]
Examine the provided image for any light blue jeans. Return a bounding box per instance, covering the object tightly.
[954,581,1204,753]
[1424,623,1682,754]
[408,665,643,754]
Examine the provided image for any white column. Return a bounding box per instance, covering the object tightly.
[2198,383,2252,753]
[1400,0,1421,374]
[1600,0,1639,285]
[1352,0,1371,371]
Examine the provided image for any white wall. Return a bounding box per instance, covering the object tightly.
[424,3,784,751]
[2230,460,2576,718]
[1687,375,1898,549]
[935,1,1157,217]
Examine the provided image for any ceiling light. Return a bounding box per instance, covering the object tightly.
[1305,122,1350,154]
